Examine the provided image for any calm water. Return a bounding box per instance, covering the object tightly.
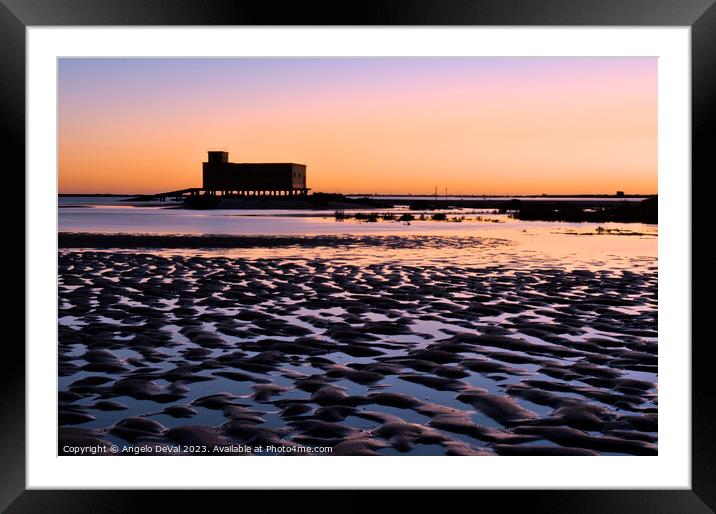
[58,196,657,267]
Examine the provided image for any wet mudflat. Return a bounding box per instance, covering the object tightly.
[58,240,657,456]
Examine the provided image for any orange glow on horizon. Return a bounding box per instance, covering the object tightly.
[58,58,657,195]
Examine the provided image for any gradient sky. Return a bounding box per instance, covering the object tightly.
[58,57,657,195]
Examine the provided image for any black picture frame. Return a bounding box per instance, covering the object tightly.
[4,0,714,511]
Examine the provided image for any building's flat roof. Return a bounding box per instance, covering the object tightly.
[235,162,305,166]
[205,161,305,166]
[206,162,306,167]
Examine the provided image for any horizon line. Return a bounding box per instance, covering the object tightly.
[58,191,659,197]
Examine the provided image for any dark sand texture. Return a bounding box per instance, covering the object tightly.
[58,250,657,456]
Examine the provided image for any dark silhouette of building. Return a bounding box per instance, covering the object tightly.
[202,151,308,197]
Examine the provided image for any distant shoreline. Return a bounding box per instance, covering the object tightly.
[59,192,656,198]
[59,193,657,223]
[345,193,656,199]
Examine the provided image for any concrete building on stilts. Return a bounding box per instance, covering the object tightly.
[202,151,308,198]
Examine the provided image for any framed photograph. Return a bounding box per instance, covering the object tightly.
[7,0,714,510]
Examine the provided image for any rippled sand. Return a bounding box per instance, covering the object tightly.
[58,240,657,456]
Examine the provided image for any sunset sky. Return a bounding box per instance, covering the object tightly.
[58,57,657,195]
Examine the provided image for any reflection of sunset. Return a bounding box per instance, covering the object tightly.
[59,58,657,195]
